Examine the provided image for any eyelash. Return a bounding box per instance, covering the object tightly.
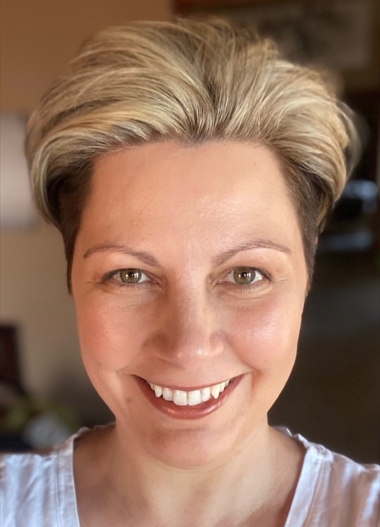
[101,269,152,290]
[220,268,270,292]
[101,267,271,291]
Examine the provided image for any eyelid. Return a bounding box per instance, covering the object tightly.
[102,268,151,284]
[101,267,270,288]
[221,267,266,281]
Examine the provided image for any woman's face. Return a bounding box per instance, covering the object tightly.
[72,142,308,467]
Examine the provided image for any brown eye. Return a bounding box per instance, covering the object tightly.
[119,269,143,283]
[104,268,151,287]
[232,267,263,285]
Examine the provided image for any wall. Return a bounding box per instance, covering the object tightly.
[1,0,171,112]
[1,1,378,461]
[0,0,171,423]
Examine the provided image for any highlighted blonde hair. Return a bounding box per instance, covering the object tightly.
[25,18,359,288]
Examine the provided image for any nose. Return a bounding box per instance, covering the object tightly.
[146,288,225,369]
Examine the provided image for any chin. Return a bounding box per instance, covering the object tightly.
[115,401,266,470]
[96,373,274,469]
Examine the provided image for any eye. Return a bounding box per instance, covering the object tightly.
[224,267,265,286]
[107,268,150,285]
[119,269,147,283]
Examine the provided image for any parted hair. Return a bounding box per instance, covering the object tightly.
[25,18,359,289]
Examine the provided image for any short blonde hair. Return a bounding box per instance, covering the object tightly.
[25,18,359,287]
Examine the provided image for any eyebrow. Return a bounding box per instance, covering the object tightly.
[83,239,291,267]
[83,245,162,267]
[212,239,291,266]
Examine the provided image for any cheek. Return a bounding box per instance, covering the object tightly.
[226,292,303,372]
[75,295,147,371]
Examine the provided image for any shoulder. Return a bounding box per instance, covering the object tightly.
[295,432,379,526]
[320,447,379,505]
[302,434,379,490]
[1,448,57,526]
[0,432,80,527]
[1,446,58,493]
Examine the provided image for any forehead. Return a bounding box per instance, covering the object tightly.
[81,141,302,252]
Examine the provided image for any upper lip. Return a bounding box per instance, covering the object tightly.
[137,374,240,391]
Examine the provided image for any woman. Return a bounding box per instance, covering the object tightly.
[1,18,378,527]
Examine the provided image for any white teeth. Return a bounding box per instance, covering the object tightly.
[162,387,173,401]
[201,387,211,402]
[154,385,163,397]
[187,390,202,406]
[210,384,221,399]
[220,380,230,392]
[173,390,187,406]
[147,380,232,406]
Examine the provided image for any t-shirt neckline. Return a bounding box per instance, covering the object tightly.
[61,424,321,527]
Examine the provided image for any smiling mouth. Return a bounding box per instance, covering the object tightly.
[147,380,231,406]
[135,375,243,419]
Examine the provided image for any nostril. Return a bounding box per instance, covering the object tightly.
[142,305,225,365]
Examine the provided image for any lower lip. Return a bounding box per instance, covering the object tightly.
[135,375,243,420]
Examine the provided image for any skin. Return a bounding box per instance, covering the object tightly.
[71,141,308,527]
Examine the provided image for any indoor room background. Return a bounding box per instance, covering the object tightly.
[1,0,379,462]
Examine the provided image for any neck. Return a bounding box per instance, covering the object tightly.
[96,420,290,527]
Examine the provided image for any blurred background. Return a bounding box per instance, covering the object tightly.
[0,0,379,462]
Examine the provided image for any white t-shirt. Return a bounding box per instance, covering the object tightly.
[1,426,379,526]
